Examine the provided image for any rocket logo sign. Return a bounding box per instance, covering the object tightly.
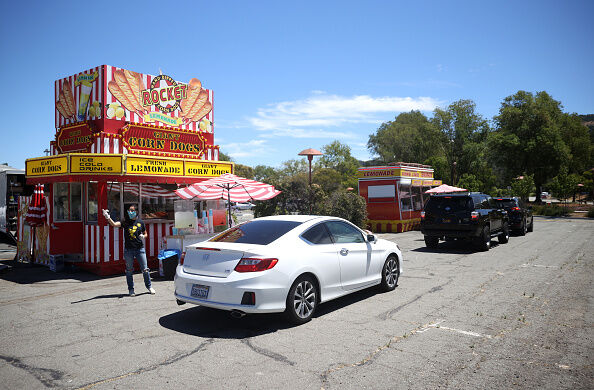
[141,75,188,114]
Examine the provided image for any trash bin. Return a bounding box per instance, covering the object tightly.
[158,249,181,279]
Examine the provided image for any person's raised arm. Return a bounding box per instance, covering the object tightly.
[102,209,121,228]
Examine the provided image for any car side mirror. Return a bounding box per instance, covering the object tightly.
[367,234,376,243]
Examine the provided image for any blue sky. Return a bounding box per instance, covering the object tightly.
[1,0,592,170]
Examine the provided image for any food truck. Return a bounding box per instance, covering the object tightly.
[19,65,232,275]
[358,163,441,233]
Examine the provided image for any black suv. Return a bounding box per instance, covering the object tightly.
[493,197,533,235]
[421,193,510,251]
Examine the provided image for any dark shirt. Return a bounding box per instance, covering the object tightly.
[122,218,146,250]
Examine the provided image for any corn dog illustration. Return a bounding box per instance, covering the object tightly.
[62,81,76,117]
[58,89,75,118]
[56,100,70,119]
[185,90,209,120]
[191,101,212,123]
[113,70,144,112]
[108,80,137,113]
[123,70,146,112]
[180,78,201,114]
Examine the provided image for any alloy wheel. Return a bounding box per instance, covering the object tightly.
[385,258,399,288]
[293,280,316,319]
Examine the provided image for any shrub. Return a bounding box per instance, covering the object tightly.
[319,190,368,228]
[531,204,570,217]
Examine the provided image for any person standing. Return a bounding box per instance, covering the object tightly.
[103,204,155,296]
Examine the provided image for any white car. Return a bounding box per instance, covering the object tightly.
[232,202,255,210]
[174,215,403,324]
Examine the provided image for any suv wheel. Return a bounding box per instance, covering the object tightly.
[519,219,527,236]
[476,226,490,251]
[527,218,534,232]
[498,222,509,244]
[424,236,439,248]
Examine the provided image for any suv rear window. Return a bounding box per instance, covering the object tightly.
[209,220,302,245]
[425,196,472,213]
[494,199,517,208]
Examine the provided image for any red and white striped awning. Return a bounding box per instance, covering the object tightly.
[175,173,281,202]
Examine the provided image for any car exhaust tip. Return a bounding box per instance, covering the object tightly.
[230,309,246,319]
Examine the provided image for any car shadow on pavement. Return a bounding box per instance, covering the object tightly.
[70,293,128,303]
[411,240,500,254]
[159,286,386,339]
[0,259,118,284]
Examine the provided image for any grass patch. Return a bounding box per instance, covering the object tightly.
[531,204,570,217]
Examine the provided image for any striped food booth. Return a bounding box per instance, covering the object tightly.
[20,65,232,275]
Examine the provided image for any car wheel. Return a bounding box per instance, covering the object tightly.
[498,222,509,244]
[476,226,490,251]
[285,275,318,324]
[519,219,527,236]
[424,235,439,248]
[527,217,534,232]
[379,255,400,292]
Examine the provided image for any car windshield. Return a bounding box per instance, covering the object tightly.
[494,200,517,208]
[209,220,302,245]
[425,196,472,213]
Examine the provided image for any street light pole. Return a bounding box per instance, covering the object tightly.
[298,148,323,214]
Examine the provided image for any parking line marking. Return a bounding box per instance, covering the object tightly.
[420,320,492,338]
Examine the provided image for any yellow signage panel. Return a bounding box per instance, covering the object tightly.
[185,161,233,177]
[71,155,123,174]
[126,156,184,176]
[26,156,68,177]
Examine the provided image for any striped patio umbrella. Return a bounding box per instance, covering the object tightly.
[25,184,47,227]
[25,184,47,262]
[175,174,281,226]
[424,184,467,194]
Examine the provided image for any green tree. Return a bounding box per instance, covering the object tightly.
[367,110,443,164]
[548,167,580,205]
[558,113,591,174]
[457,173,482,192]
[234,164,254,179]
[432,100,491,186]
[510,174,535,202]
[490,91,570,202]
[317,140,359,189]
[218,150,232,161]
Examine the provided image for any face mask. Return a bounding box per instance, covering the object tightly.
[127,210,137,219]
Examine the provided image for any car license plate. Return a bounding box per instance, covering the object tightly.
[191,284,210,299]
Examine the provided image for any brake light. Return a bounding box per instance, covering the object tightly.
[511,207,520,211]
[179,251,186,265]
[235,258,278,273]
[420,211,425,220]
[471,211,479,221]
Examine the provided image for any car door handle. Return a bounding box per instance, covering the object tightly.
[340,248,349,256]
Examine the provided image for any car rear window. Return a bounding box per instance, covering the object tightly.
[209,220,302,245]
[425,196,472,213]
[494,200,517,208]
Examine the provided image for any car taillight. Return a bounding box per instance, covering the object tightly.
[471,211,479,221]
[234,258,278,273]
[179,251,186,265]
[511,207,520,211]
[420,211,425,219]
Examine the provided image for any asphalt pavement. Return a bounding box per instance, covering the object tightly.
[0,217,592,389]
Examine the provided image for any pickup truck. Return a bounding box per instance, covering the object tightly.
[420,192,510,251]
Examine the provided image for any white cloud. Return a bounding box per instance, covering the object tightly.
[219,139,271,159]
[248,93,441,136]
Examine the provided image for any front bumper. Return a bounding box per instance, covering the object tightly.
[174,266,289,314]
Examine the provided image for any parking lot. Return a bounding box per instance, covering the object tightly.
[0,217,592,389]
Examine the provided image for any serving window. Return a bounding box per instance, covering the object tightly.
[54,182,82,222]
[141,184,176,221]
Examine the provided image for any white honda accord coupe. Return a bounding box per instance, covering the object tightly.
[174,215,403,324]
